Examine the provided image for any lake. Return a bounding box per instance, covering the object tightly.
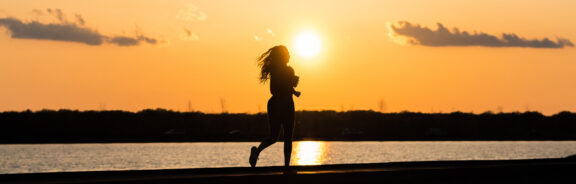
[1,141,576,174]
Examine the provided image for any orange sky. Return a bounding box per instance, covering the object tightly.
[0,0,575,115]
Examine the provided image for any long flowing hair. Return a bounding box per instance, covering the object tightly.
[257,45,289,83]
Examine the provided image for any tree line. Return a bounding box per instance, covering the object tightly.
[0,109,575,143]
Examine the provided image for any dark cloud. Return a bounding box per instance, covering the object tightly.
[388,21,573,48]
[75,14,85,25]
[32,9,44,16]
[0,9,158,46]
[109,35,158,46]
[0,17,104,45]
[46,8,65,22]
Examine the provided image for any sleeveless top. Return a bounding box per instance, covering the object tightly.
[270,66,298,97]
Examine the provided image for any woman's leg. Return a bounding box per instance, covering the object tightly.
[257,97,281,152]
[257,118,280,152]
[282,99,295,167]
[250,98,281,167]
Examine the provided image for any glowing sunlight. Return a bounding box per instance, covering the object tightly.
[293,141,327,165]
[293,31,322,59]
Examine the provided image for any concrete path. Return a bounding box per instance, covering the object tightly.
[2,156,575,184]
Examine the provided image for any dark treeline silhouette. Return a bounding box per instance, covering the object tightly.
[1,109,575,143]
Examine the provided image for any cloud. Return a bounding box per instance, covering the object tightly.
[252,28,276,42]
[183,28,191,37]
[75,14,85,25]
[32,9,44,16]
[46,8,65,22]
[181,27,199,41]
[267,28,275,36]
[0,9,158,46]
[175,5,205,41]
[177,4,207,22]
[109,35,158,46]
[0,17,104,45]
[388,21,573,48]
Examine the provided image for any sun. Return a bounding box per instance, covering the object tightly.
[294,31,322,59]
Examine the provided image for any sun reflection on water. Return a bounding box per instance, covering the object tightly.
[293,141,327,165]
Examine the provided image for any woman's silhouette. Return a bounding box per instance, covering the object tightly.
[250,45,301,169]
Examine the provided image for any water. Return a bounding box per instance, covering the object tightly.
[1,141,576,174]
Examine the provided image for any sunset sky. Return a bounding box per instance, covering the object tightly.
[1,0,575,115]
